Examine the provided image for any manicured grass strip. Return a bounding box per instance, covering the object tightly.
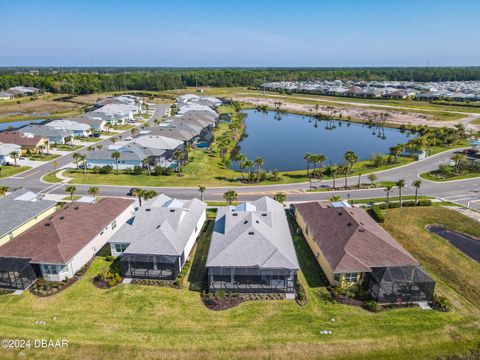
[42,169,64,183]
[27,153,61,161]
[0,166,31,178]
[420,171,480,182]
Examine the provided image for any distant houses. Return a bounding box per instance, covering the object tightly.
[206,197,299,294]
[18,125,73,145]
[109,194,206,280]
[45,119,91,137]
[3,86,41,98]
[0,198,134,290]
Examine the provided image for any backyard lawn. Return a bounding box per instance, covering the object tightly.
[0,207,478,359]
[0,166,31,178]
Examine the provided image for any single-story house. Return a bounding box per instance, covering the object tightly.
[0,142,22,165]
[145,126,198,146]
[0,198,135,290]
[0,131,47,153]
[0,91,13,100]
[18,125,73,144]
[293,202,435,303]
[70,115,107,132]
[109,194,206,280]
[45,119,91,137]
[6,86,40,97]
[206,197,299,294]
[0,188,57,247]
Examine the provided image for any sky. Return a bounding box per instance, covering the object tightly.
[0,0,479,67]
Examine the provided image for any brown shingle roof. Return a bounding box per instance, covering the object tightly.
[294,202,418,273]
[0,131,45,147]
[0,198,134,264]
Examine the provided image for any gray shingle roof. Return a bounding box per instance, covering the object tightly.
[206,197,299,270]
[18,125,73,138]
[0,188,56,239]
[109,194,206,256]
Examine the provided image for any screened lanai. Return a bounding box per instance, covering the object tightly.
[0,257,37,290]
[119,253,182,280]
[365,266,435,303]
[208,267,297,293]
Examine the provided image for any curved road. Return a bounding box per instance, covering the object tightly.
[0,107,478,210]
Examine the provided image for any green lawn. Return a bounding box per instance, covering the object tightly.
[0,166,31,178]
[27,153,61,162]
[0,207,478,359]
[420,171,480,182]
[350,195,434,204]
[42,169,64,183]
[52,144,83,151]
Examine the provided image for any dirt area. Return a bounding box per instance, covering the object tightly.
[234,96,479,130]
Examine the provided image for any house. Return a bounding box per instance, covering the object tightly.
[109,195,206,280]
[0,198,135,290]
[45,119,91,137]
[18,125,73,144]
[0,188,57,247]
[0,91,13,100]
[0,142,22,165]
[144,126,198,146]
[6,86,40,97]
[206,197,299,294]
[70,115,107,132]
[0,131,47,153]
[293,202,435,303]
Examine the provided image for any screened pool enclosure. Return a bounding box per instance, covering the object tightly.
[208,267,297,293]
[365,266,435,303]
[119,253,184,280]
[0,257,37,290]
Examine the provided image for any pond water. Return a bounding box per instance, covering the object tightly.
[427,225,480,262]
[230,110,414,171]
[0,119,47,131]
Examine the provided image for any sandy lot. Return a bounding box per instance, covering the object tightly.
[234,96,480,130]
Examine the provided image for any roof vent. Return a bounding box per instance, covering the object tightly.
[74,206,79,210]
[170,209,175,212]
[261,213,267,216]
[256,220,259,224]
[232,213,238,216]
[243,220,248,224]
[248,231,254,235]
[146,208,151,212]
[45,223,50,227]
[359,228,365,232]
[347,222,352,227]
[59,216,65,220]
[156,225,161,229]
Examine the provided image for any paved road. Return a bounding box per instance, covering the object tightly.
[1,105,478,210]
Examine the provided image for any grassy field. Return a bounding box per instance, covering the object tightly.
[41,169,64,183]
[0,166,31,178]
[27,153,61,162]
[0,207,478,359]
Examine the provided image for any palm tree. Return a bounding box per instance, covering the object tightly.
[223,190,238,205]
[130,128,138,138]
[273,192,286,205]
[304,153,313,175]
[384,184,394,207]
[111,151,121,175]
[396,179,406,207]
[173,150,183,174]
[65,185,77,202]
[44,140,50,154]
[86,145,95,152]
[142,158,151,175]
[142,190,158,203]
[235,153,247,179]
[9,151,19,166]
[357,173,362,188]
[339,164,349,188]
[325,165,338,189]
[412,179,422,204]
[244,159,254,183]
[0,186,9,197]
[72,152,82,170]
[131,188,144,206]
[451,153,466,174]
[344,150,358,172]
[368,173,377,185]
[254,157,264,183]
[198,185,206,201]
[329,195,342,202]
[110,137,118,145]
[96,144,103,151]
[79,154,88,174]
[88,186,99,198]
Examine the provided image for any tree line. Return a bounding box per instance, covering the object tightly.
[1,67,480,95]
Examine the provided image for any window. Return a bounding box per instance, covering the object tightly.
[344,272,358,282]
[115,243,128,253]
[334,273,341,281]
[43,264,58,275]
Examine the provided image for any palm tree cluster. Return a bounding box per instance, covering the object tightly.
[130,188,158,206]
[215,113,245,164]
[223,190,238,205]
[234,153,265,183]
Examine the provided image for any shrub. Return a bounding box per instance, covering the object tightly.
[417,199,432,206]
[431,295,451,312]
[104,255,114,262]
[363,300,381,312]
[402,200,416,207]
[296,282,307,305]
[152,165,172,176]
[131,165,143,175]
[388,202,401,208]
[377,203,388,210]
[99,165,113,174]
[368,206,385,223]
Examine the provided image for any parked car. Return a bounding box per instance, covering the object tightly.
[89,133,101,138]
